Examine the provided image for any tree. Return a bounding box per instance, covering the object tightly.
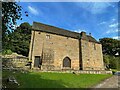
[2,1,28,51]
[99,38,120,56]
[10,22,32,56]
[103,55,110,69]
[99,38,120,70]
[2,2,22,50]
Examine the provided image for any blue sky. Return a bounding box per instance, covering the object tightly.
[16,2,119,40]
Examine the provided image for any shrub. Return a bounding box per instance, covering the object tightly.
[2,49,12,55]
[103,55,120,70]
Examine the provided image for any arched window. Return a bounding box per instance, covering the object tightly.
[63,57,71,68]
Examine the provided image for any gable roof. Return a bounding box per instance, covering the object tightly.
[32,22,100,43]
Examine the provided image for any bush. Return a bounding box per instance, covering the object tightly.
[111,69,117,74]
[103,55,120,70]
[2,49,12,55]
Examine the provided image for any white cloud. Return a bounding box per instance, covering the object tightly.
[112,18,116,21]
[28,6,39,15]
[106,29,119,34]
[74,28,86,33]
[109,23,118,28]
[103,21,118,35]
[99,21,106,25]
[112,36,119,39]
[76,2,114,14]
[91,3,110,14]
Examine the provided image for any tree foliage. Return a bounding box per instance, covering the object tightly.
[2,2,28,51]
[100,38,120,70]
[9,22,32,56]
[2,49,13,55]
[99,38,120,56]
[103,55,119,70]
[2,2,22,31]
[2,2,22,50]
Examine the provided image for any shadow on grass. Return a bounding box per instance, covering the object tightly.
[2,70,68,88]
[18,74,67,88]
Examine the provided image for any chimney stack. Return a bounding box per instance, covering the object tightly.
[81,31,86,37]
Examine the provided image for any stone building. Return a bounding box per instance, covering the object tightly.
[29,22,104,71]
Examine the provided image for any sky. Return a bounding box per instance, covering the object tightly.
[16,2,119,40]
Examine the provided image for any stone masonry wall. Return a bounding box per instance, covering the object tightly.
[2,53,28,69]
[81,39,104,70]
[29,30,80,70]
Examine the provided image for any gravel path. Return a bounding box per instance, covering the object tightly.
[93,75,119,88]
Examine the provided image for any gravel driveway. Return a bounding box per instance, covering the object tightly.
[93,75,119,89]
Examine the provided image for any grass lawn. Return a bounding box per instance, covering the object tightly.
[2,70,112,88]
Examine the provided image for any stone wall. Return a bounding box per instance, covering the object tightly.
[2,53,28,69]
[32,70,112,74]
[29,30,80,70]
[81,39,104,70]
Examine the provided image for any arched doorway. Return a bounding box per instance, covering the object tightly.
[63,57,71,68]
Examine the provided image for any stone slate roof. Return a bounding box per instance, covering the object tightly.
[32,22,99,43]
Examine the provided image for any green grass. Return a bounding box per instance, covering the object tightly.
[111,69,118,72]
[111,69,118,74]
[2,70,112,88]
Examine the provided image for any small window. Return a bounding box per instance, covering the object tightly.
[38,32,41,34]
[94,44,96,50]
[46,35,50,39]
